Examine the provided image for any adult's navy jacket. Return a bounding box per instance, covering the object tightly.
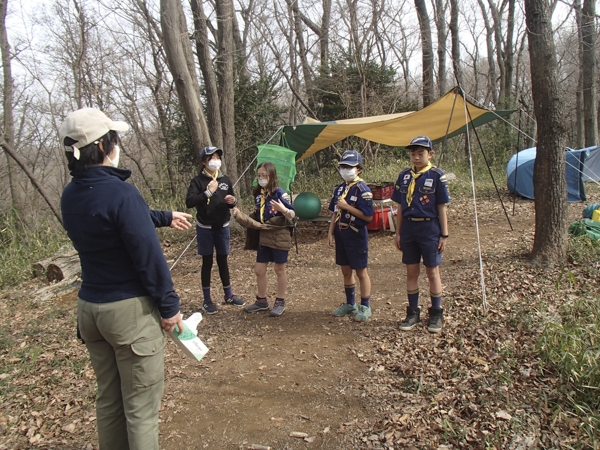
[61,166,180,319]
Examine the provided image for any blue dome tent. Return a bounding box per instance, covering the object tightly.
[506,147,588,202]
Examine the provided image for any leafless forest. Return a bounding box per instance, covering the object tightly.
[0,0,597,264]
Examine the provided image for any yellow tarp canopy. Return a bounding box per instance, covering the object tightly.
[281,88,514,161]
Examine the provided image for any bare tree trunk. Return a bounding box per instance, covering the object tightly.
[434,0,447,96]
[160,0,210,163]
[525,0,568,266]
[0,138,62,224]
[574,0,585,148]
[414,0,434,106]
[190,0,223,149]
[449,0,462,87]
[582,0,597,146]
[487,0,506,104]
[476,0,498,105]
[216,0,238,184]
[0,0,24,214]
[503,0,516,106]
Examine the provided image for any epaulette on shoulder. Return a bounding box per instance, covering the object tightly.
[431,167,445,175]
[356,181,369,191]
[399,167,411,175]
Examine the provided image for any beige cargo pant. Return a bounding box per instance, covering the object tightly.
[78,296,166,450]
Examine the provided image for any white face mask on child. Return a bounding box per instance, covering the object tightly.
[207,159,221,171]
[106,145,120,168]
[258,178,268,187]
[339,168,357,182]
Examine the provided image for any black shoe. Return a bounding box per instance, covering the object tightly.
[224,294,245,306]
[427,307,444,333]
[202,302,218,315]
[399,306,421,331]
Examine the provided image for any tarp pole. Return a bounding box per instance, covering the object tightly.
[436,87,460,167]
[459,87,488,310]
[512,110,523,215]
[460,88,514,232]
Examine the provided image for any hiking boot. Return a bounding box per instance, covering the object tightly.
[202,302,218,315]
[269,298,286,317]
[427,307,444,334]
[399,306,421,331]
[354,305,372,322]
[224,294,245,306]
[333,303,358,317]
[244,297,270,313]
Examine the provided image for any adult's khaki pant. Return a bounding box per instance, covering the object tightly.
[78,296,166,450]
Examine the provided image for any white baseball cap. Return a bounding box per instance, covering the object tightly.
[59,108,129,159]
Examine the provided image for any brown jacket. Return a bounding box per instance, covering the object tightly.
[234,209,293,251]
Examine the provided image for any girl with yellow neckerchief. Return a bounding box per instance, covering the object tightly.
[327,150,374,322]
[232,162,295,317]
[186,146,245,315]
[391,136,450,334]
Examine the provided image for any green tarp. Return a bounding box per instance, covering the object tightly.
[569,219,600,241]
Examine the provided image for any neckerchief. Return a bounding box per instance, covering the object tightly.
[203,169,219,204]
[406,163,432,206]
[335,177,362,223]
[259,189,267,223]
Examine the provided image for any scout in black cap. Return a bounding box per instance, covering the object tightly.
[391,135,451,334]
[186,146,245,314]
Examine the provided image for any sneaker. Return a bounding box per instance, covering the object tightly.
[224,294,245,306]
[333,303,358,317]
[269,298,286,317]
[399,306,421,331]
[202,302,218,315]
[427,307,444,334]
[354,305,372,322]
[244,297,270,313]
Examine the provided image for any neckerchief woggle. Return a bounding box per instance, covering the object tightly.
[335,177,363,223]
[406,163,432,206]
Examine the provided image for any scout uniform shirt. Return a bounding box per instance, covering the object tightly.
[255,187,294,222]
[328,179,374,230]
[391,166,451,217]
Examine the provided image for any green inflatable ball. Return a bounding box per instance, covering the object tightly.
[294,192,322,220]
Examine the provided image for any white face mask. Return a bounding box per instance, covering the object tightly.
[339,167,357,182]
[258,178,268,187]
[106,145,120,168]
[207,159,221,171]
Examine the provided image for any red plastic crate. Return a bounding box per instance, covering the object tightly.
[367,207,393,231]
[367,182,394,200]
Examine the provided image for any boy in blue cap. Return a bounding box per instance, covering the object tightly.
[391,136,450,333]
[328,150,374,322]
[186,146,245,314]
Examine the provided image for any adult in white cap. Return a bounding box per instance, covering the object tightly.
[59,108,191,450]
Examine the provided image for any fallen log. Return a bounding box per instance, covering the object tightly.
[32,249,80,282]
[46,253,81,282]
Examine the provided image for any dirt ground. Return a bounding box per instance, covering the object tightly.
[1,188,598,449]
[157,193,557,450]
